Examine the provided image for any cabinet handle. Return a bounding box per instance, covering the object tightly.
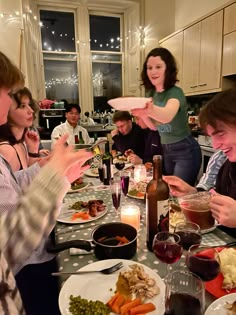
[190,85,198,88]
[198,83,207,86]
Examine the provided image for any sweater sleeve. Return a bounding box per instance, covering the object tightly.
[0,163,70,268]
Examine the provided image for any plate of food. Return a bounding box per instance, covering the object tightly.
[205,248,236,298]
[59,259,165,315]
[108,97,150,111]
[57,199,107,224]
[68,178,90,193]
[127,181,147,200]
[205,292,236,315]
[84,167,99,177]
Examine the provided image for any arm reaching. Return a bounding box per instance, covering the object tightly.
[163,175,197,197]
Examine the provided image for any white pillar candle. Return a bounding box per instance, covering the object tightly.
[120,205,140,231]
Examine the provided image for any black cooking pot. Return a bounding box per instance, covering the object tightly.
[47,222,137,260]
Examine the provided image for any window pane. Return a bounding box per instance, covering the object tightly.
[92,53,121,62]
[92,62,121,111]
[44,59,79,103]
[40,10,76,52]
[89,15,120,52]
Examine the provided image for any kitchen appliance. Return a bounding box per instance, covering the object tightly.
[197,135,216,180]
[38,109,65,139]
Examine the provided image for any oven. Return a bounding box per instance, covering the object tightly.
[197,135,216,180]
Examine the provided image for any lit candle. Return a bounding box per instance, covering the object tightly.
[120,205,140,231]
[134,165,146,183]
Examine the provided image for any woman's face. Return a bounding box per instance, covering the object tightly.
[8,95,34,128]
[0,88,14,125]
[147,56,166,91]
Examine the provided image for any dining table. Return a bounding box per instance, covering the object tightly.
[55,175,236,312]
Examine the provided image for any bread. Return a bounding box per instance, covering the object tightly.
[218,248,236,290]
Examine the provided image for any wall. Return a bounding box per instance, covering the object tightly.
[175,0,231,30]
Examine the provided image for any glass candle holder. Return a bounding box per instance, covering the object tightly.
[134,165,146,183]
[120,205,140,231]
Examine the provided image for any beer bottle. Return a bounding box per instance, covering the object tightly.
[102,141,112,185]
[146,155,169,251]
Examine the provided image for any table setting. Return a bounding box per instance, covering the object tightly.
[54,171,236,315]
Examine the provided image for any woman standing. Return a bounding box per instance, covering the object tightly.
[132,47,201,185]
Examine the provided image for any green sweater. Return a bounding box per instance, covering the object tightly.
[148,86,190,144]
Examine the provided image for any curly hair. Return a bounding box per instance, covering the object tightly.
[141,47,178,91]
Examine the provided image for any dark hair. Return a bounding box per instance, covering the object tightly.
[0,123,18,144]
[141,47,178,90]
[112,111,132,123]
[13,87,39,119]
[84,111,89,117]
[65,103,81,114]
[199,88,236,132]
[0,51,25,90]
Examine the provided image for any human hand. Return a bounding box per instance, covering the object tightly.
[39,149,50,156]
[25,130,40,153]
[124,149,134,157]
[128,153,142,165]
[163,175,197,196]
[131,99,153,117]
[48,134,93,181]
[210,194,236,227]
[111,129,119,138]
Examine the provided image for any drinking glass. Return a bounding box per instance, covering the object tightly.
[152,232,183,279]
[110,179,121,211]
[174,221,202,251]
[186,244,220,282]
[164,270,205,315]
[121,171,130,198]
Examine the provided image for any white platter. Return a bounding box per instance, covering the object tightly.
[67,182,90,193]
[205,292,236,315]
[84,168,99,177]
[108,97,150,111]
[56,203,107,224]
[59,259,165,315]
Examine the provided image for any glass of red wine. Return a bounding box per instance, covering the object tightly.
[174,221,202,251]
[114,157,125,177]
[164,270,205,315]
[121,171,130,198]
[186,244,220,282]
[152,232,183,279]
[110,179,121,211]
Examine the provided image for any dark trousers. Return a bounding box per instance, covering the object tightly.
[15,257,61,315]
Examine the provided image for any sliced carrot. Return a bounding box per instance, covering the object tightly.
[120,298,142,315]
[136,192,144,198]
[116,236,130,244]
[111,293,126,314]
[106,292,119,308]
[71,212,89,221]
[129,302,156,315]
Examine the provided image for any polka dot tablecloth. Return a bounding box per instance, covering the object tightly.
[55,187,236,307]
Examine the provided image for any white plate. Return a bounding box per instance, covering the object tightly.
[59,259,165,315]
[108,97,150,111]
[84,168,99,177]
[205,292,236,315]
[127,192,145,200]
[201,224,217,234]
[67,182,90,193]
[57,203,107,224]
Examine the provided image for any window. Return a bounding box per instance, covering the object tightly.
[40,10,79,103]
[89,14,122,112]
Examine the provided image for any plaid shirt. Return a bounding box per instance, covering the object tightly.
[0,157,69,314]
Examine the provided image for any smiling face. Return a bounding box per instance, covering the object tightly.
[146,56,166,92]
[66,108,80,127]
[206,123,236,162]
[8,95,34,129]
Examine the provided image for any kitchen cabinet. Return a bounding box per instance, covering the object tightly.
[222,2,236,76]
[182,11,223,95]
[160,31,183,86]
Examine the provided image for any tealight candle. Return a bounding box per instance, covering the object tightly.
[120,205,140,231]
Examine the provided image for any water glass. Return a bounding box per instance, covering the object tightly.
[165,270,205,315]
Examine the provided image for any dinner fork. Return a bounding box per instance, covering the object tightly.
[51,262,123,276]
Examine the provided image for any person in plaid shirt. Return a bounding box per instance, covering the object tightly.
[0,51,93,314]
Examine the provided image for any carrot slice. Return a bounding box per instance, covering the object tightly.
[111,293,126,313]
[120,298,142,315]
[106,292,119,308]
[129,302,156,315]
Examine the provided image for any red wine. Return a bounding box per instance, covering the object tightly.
[112,192,121,210]
[175,231,201,250]
[121,176,129,196]
[115,162,125,170]
[153,242,182,264]
[165,293,202,315]
[187,254,220,281]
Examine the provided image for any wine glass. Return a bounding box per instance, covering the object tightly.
[174,222,202,251]
[121,171,130,198]
[110,180,121,211]
[164,270,205,315]
[113,157,125,177]
[152,232,183,280]
[186,244,220,282]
